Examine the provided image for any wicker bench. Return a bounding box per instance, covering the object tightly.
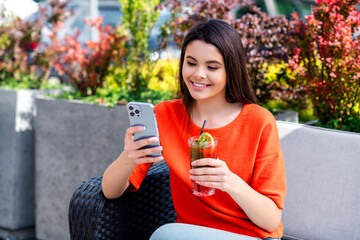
[68,161,176,240]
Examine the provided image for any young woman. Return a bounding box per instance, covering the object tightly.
[102,19,286,240]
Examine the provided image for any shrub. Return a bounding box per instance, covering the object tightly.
[147,59,178,94]
[48,0,177,105]
[0,5,43,88]
[0,0,70,89]
[32,0,72,81]
[158,0,303,105]
[263,61,307,110]
[52,17,127,96]
[117,0,161,96]
[289,0,360,131]
[94,58,179,106]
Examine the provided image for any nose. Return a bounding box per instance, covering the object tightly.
[194,66,206,80]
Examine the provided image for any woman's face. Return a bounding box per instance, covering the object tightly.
[182,40,227,103]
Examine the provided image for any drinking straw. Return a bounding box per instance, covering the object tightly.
[200,120,206,134]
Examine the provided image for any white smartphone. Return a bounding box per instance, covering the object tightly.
[127,102,162,157]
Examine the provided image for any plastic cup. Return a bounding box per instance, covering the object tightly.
[188,136,218,196]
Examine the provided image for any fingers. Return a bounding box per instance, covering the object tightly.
[190,166,219,176]
[189,168,229,192]
[190,173,225,182]
[128,146,163,159]
[189,171,228,192]
[125,126,159,150]
[189,158,232,191]
[191,158,224,168]
[190,158,225,179]
[125,126,145,143]
[123,126,163,166]
[124,145,163,166]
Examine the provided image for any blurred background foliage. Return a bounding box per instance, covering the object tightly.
[1,0,360,132]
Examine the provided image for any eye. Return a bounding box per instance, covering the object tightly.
[186,61,196,66]
[208,66,219,70]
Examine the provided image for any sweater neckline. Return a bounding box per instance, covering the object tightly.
[187,103,252,133]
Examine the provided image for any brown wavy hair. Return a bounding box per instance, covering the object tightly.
[178,19,257,113]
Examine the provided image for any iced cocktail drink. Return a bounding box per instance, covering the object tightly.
[188,134,218,196]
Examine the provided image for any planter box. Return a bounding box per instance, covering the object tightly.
[0,89,47,240]
[35,97,129,240]
[273,110,298,123]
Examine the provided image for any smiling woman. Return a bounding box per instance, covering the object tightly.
[102,19,286,240]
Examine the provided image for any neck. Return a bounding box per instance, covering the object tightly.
[191,98,243,129]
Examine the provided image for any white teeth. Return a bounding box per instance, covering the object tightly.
[193,82,207,87]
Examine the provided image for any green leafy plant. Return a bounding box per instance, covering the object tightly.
[118,0,161,96]
[289,0,360,132]
[263,61,307,110]
[323,117,360,133]
[48,0,177,106]
[96,58,178,106]
[147,59,178,95]
[0,0,70,89]
[158,0,303,106]
[52,17,127,96]
[0,5,42,88]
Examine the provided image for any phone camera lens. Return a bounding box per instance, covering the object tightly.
[135,110,140,114]
[130,112,135,116]
[129,106,133,110]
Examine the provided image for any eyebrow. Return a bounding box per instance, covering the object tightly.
[185,56,223,65]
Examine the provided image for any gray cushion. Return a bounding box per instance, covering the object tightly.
[277,121,360,240]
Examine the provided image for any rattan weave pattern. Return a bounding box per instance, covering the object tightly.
[69,161,176,240]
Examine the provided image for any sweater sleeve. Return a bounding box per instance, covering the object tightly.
[128,163,153,191]
[250,118,287,209]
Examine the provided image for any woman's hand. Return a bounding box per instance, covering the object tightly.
[122,126,163,167]
[102,125,163,199]
[189,158,239,193]
[189,158,282,232]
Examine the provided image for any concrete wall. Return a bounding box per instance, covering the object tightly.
[0,89,43,240]
[277,121,360,240]
[34,97,129,240]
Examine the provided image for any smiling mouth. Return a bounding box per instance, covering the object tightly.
[191,81,210,88]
